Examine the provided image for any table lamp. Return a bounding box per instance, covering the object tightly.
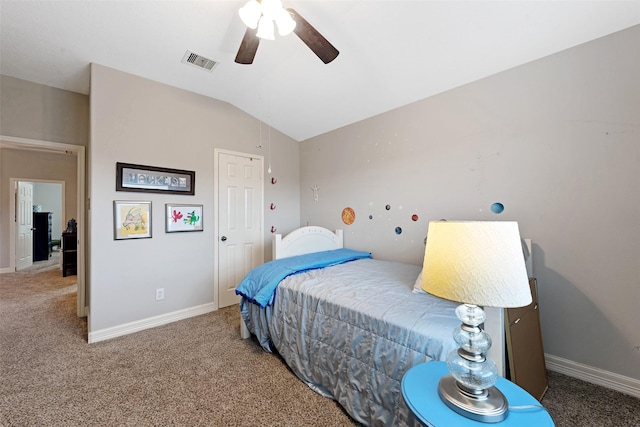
[421,221,532,423]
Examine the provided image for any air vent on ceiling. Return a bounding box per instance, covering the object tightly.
[181,50,218,72]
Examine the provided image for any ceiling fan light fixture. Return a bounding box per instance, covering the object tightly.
[260,0,282,20]
[275,9,296,36]
[256,16,275,40]
[235,3,339,65]
[239,0,261,29]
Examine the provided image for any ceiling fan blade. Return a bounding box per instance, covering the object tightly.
[287,8,339,64]
[235,27,260,64]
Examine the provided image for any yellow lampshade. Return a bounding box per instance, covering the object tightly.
[421,221,531,308]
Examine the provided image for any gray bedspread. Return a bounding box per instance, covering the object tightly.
[240,258,459,426]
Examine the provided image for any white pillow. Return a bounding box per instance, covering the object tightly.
[412,270,426,294]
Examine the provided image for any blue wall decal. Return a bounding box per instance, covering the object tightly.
[491,202,505,214]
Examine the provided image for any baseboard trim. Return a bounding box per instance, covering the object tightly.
[545,353,640,399]
[0,267,14,274]
[88,303,216,344]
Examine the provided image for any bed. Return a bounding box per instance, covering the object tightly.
[236,226,530,426]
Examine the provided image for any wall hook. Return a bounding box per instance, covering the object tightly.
[270,203,276,210]
[270,226,277,233]
[271,177,277,184]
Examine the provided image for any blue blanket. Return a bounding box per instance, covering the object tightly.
[236,248,372,308]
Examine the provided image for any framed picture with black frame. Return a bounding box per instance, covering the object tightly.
[116,162,195,195]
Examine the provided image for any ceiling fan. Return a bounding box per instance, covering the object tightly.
[234,0,339,65]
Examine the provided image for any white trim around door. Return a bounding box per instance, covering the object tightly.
[213,148,264,310]
[1,135,87,318]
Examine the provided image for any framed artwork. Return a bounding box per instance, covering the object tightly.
[166,204,203,232]
[114,200,152,240]
[116,162,195,195]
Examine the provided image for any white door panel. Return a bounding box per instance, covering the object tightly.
[217,151,263,308]
[16,182,34,271]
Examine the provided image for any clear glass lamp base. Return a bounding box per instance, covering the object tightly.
[438,374,508,423]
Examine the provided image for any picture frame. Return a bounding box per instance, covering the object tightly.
[166,204,203,233]
[114,200,152,240]
[116,162,195,195]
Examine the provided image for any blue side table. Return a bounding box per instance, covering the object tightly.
[402,362,554,427]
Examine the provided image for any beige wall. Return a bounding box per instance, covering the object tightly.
[300,26,640,382]
[0,75,86,269]
[0,75,88,145]
[89,64,300,333]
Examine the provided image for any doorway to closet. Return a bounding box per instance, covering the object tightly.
[214,149,264,309]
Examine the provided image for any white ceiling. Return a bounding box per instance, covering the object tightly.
[1,1,639,141]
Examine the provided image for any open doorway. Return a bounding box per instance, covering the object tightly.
[14,180,64,271]
[1,135,87,319]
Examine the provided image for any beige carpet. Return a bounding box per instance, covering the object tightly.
[0,261,355,426]
[1,260,639,426]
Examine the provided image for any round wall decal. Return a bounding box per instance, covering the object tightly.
[341,207,356,225]
[491,202,505,214]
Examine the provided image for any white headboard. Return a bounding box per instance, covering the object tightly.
[272,226,344,260]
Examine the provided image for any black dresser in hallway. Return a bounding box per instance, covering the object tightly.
[33,212,52,262]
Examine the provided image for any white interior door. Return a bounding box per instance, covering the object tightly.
[216,150,264,308]
[16,181,34,271]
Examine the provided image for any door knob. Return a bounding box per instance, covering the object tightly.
[221,236,227,241]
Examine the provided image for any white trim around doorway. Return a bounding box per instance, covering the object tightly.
[0,135,87,318]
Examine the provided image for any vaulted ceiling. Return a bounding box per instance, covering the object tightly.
[2,1,639,141]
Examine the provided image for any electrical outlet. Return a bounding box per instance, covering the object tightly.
[155,288,165,301]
